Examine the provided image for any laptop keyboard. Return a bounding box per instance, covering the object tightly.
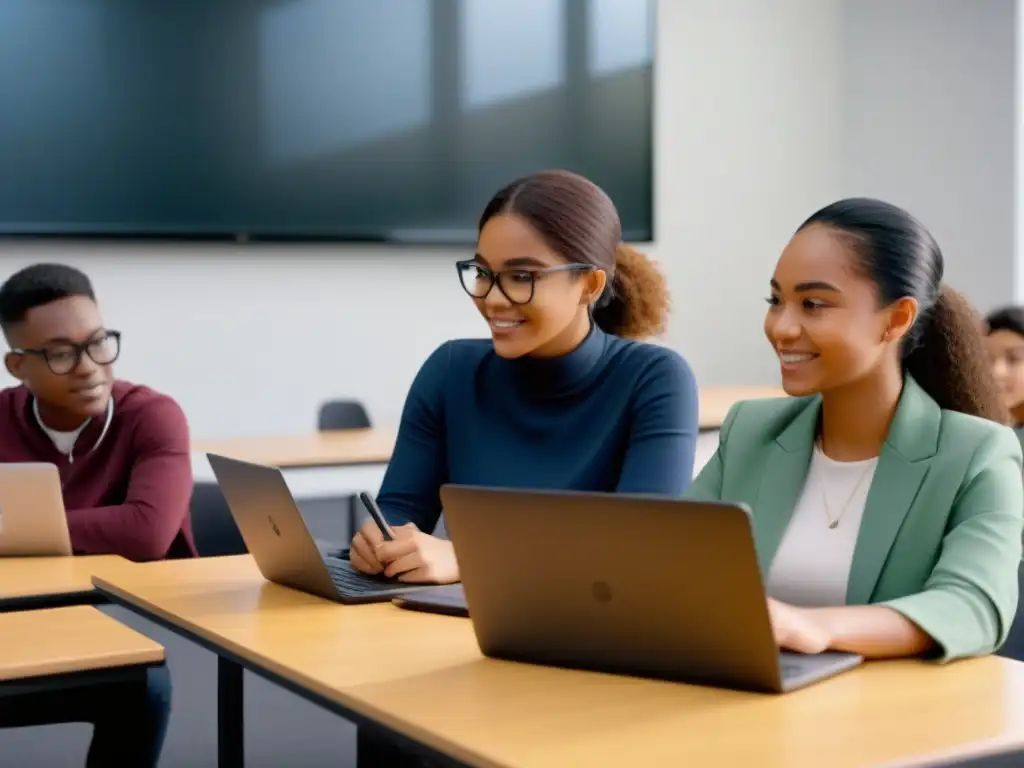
[780,659,807,677]
[778,650,862,686]
[323,556,407,595]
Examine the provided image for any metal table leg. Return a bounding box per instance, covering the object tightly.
[218,657,244,768]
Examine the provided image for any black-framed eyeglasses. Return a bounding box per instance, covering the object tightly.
[11,330,122,375]
[455,260,593,306]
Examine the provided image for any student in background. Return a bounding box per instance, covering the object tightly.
[985,306,1024,441]
[350,169,699,585]
[0,263,192,766]
[688,198,1021,662]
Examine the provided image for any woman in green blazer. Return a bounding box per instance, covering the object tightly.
[688,198,1023,662]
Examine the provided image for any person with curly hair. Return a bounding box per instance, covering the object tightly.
[688,198,1022,662]
[351,169,698,766]
[349,169,698,585]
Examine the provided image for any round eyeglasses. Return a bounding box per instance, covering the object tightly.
[12,330,122,375]
[455,260,593,306]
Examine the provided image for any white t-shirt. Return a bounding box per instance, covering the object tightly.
[33,397,89,456]
[765,444,878,607]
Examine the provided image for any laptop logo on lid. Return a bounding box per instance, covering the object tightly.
[591,581,612,605]
[268,516,281,537]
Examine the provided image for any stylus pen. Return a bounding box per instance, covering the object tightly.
[359,492,395,541]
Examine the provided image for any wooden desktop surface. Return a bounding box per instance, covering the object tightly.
[0,555,126,604]
[189,388,788,468]
[0,605,164,682]
[91,556,1024,768]
[192,427,396,468]
[699,385,787,428]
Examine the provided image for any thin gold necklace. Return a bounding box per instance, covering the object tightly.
[819,455,874,530]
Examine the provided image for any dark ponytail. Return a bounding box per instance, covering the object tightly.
[799,198,1006,422]
[479,169,670,340]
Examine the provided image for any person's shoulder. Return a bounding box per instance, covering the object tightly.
[112,381,189,444]
[443,337,494,364]
[417,338,492,377]
[0,383,27,410]
[720,393,811,443]
[937,409,1023,469]
[407,338,493,398]
[0,384,27,431]
[607,337,696,386]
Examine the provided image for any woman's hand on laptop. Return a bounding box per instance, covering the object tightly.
[767,598,832,655]
[375,524,460,584]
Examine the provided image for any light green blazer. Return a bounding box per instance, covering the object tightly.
[687,376,1024,661]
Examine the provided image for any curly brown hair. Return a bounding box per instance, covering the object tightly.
[800,199,1006,423]
[593,244,670,338]
[478,170,670,339]
[904,286,1008,422]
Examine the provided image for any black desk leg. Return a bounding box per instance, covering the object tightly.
[218,657,244,768]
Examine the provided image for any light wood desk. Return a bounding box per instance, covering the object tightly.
[188,387,785,470]
[191,427,396,468]
[92,556,1024,768]
[0,605,164,684]
[0,555,127,613]
[699,385,787,430]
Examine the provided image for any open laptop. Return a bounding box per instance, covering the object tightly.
[402,485,862,694]
[207,453,431,604]
[0,463,72,556]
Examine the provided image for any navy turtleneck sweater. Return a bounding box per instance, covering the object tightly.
[376,325,699,532]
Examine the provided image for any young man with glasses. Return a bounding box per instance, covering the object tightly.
[0,262,195,560]
[0,264,190,767]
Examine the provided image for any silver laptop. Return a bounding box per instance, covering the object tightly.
[0,463,72,556]
[207,453,431,604]
[429,485,863,694]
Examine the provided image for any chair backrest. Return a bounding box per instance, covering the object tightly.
[190,481,248,557]
[998,561,1024,662]
[317,399,372,431]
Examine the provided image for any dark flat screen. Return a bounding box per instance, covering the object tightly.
[0,0,654,243]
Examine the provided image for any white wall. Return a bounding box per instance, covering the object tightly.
[840,0,1016,312]
[0,0,1014,494]
[0,0,845,441]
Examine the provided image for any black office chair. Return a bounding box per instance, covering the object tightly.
[317,399,371,432]
[189,481,247,557]
[316,399,372,537]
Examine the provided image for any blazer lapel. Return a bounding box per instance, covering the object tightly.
[845,377,939,604]
[753,397,820,574]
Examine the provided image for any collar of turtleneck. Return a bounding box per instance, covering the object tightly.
[500,322,610,398]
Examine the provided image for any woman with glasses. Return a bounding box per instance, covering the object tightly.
[985,306,1024,443]
[349,169,699,585]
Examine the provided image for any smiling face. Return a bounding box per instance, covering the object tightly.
[986,328,1024,418]
[3,295,116,429]
[471,213,606,358]
[764,224,917,396]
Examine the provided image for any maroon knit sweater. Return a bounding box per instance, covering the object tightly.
[0,380,196,561]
